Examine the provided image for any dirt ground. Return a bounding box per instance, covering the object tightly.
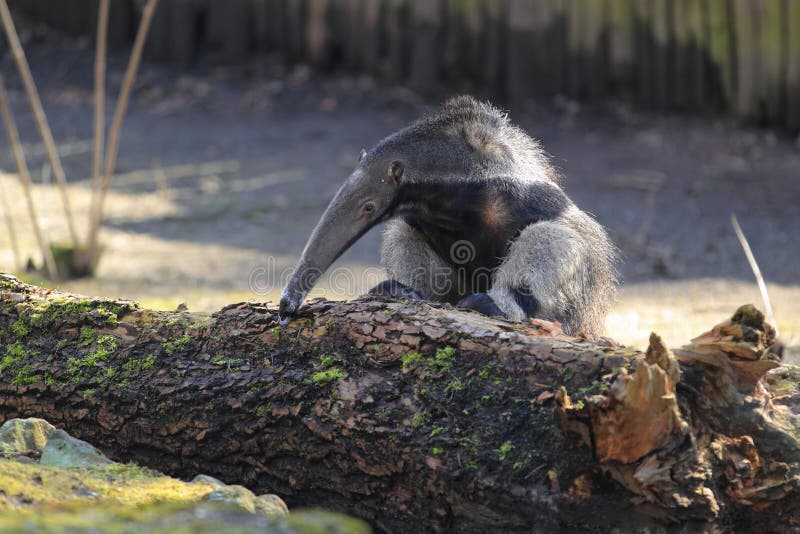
[1,27,798,360]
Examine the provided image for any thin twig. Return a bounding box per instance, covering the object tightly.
[87,0,160,267]
[0,178,22,272]
[0,0,79,248]
[91,0,110,201]
[0,76,59,280]
[730,214,778,336]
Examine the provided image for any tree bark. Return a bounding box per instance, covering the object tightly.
[0,273,797,532]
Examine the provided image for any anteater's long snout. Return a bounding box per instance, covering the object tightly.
[278,182,377,323]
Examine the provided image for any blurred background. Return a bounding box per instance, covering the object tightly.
[0,0,797,358]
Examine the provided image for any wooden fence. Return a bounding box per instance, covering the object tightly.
[7,0,800,131]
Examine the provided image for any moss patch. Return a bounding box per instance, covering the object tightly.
[319,354,335,369]
[310,368,344,385]
[0,457,369,533]
[17,298,127,331]
[0,341,39,385]
[67,335,118,382]
[0,459,214,510]
[401,351,423,368]
[164,334,191,356]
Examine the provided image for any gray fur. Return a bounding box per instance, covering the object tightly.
[381,219,456,301]
[375,96,618,336]
[486,207,618,335]
[280,95,618,336]
[366,95,559,187]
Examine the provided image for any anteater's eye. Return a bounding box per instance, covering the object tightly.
[361,202,377,218]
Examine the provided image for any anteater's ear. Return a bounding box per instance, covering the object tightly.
[359,148,367,162]
[388,161,404,185]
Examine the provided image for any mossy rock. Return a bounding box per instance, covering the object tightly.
[0,417,55,457]
[0,502,369,533]
[39,429,114,468]
[0,418,369,533]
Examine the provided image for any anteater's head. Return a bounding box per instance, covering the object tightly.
[278,146,413,322]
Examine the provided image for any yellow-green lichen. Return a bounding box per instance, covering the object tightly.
[163,335,191,356]
[0,459,215,511]
[0,341,40,385]
[256,402,272,416]
[9,320,29,338]
[310,368,344,385]
[497,441,514,461]
[411,411,428,428]
[401,351,422,368]
[319,354,335,369]
[432,346,455,372]
[67,335,118,382]
[122,354,156,374]
[18,298,126,331]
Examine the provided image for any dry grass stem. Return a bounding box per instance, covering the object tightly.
[0,0,79,248]
[0,76,59,280]
[87,0,160,266]
[730,213,778,337]
[91,0,110,199]
[0,178,21,271]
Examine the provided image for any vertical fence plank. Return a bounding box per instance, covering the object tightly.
[733,0,763,118]
[673,0,690,108]
[360,0,381,72]
[145,0,172,62]
[385,0,409,82]
[761,0,785,123]
[581,0,607,100]
[409,0,440,93]
[787,0,800,131]
[443,0,481,85]
[686,0,706,108]
[608,0,634,98]
[344,0,363,68]
[306,0,328,66]
[534,0,558,97]
[463,0,482,84]
[506,0,537,104]
[634,0,653,106]
[565,0,581,99]
[169,0,196,66]
[262,0,286,52]
[442,0,461,83]
[105,0,133,51]
[654,0,672,109]
[705,0,734,110]
[551,0,568,97]
[480,0,505,96]
[285,0,307,62]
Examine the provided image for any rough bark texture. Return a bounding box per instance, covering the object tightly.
[0,273,797,532]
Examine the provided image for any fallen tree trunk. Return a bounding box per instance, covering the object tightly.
[0,273,797,532]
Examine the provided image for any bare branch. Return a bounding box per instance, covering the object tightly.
[730,213,778,337]
[91,0,110,202]
[0,77,59,280]
[0,0,79,248]
[0,177,21,272]
[86,0,160,268]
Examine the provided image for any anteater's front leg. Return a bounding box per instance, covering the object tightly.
[368,219,456,302]
[368,279,424,301]
[455,293,507,318]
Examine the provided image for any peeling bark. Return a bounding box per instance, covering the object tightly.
[0,274,797,532]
